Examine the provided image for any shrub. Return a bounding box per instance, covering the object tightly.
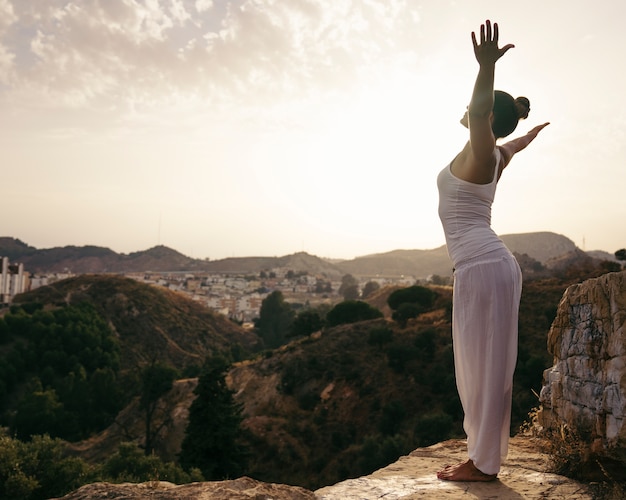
[414,412,453,446]
[387,286,437,311]
[102,442,200,484]
[392,302,423,327]
[367,326,393,348]
[326,301,383,327]
[0,432,92,500]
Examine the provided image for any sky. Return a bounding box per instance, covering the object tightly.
[1,0,625,260]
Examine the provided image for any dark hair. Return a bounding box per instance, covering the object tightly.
[492,91,530,138]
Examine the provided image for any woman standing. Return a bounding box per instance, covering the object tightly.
[436,20,549,481]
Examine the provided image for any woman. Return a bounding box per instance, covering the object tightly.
[436,20,549,481]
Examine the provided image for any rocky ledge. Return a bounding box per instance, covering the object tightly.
[55,436,592,500]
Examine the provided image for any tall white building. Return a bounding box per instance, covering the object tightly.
[1,257,28,305]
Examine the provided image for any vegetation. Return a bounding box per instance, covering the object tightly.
[179,356,248,479]
[140,362,179,455]
[0,303,125,441]
[325,300,383,327]
[361,280,381,299]
[290,309,325,337]
[0,431,201,500]
[338,274,360,300]
[0,259,622,495]
[255,291,295,348]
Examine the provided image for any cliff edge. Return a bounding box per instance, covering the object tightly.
[55,436,592,499]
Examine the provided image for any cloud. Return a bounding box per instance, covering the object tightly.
[0,0,422,119]
[195,0,213,13]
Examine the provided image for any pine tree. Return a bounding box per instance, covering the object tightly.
[179,356,247,479]
[255,291,294,348]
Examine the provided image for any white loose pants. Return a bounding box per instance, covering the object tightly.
[452,248,522,475]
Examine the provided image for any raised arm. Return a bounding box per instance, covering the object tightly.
[498,122,550,169]
[467,20,515,162]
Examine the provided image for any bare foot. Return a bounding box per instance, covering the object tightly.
[437,459,497,482]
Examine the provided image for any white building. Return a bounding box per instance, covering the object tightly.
[1,257,29,305]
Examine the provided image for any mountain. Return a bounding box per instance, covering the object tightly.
[0,232,614,278]
[0,237,345,277]
[12,274,261,370]
[335,232,593,278]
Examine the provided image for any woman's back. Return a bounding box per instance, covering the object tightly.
[437,149,505,267]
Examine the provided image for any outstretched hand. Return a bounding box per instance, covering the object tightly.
[472,20,514,66]
[526,122,550,139]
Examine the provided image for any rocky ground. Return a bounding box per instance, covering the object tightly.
[55,436,599,499]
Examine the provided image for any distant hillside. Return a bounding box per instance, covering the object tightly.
[199,252,344,278]
[0,232,613,278]
[0,238,344,278]
[336,232,585,278]
[12,274,260,370]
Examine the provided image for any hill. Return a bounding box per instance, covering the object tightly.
[11,274,261,371]
[0,237,345,277]
[335,232,590,278]
[1,232,613,278]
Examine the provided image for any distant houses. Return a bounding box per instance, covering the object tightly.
[1,257,29,305]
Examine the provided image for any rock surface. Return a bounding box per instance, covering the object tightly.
[53,476,316,499]
[54,437,592,499]
[539,271,626,454]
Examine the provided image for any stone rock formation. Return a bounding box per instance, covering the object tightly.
[539,271,626,456]
[53,476,316,499]
[53,437,593,499]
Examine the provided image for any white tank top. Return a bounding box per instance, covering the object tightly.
[437,149,507,267]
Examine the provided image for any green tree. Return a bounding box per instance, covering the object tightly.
[12,384,66,440]
[387,285,437,311]
[255,291,295,348]
[315,279,333,294]
[290,309,325,337]
[361,281,381,299]
[326,301,383,327]
[615,248,626,262]
[338,274,359,300]
[0,432,91,500]
[0,302,124,439]
[179,357,247,480]
[392,303,423,327]
[140,362,178,455]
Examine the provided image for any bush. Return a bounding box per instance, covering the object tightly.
[392,303,423,327]
[357,434,412,475]
[291,310,325,337]
[367,326,393,348]
[326,301,383,327]
[379,401,406,435]
[102,442,200,484]
[387,286,438,311]
[386,344,418,373]
[0,432,92,500]
[414,412,453,446]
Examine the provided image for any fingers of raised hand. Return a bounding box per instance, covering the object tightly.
[479,20,497,45]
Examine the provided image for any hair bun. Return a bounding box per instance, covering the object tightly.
[515,97,530,119]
